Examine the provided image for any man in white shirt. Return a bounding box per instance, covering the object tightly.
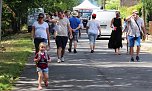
[54,11,73,63]
[126,10,146,62]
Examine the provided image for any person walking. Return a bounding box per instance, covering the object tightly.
[68,11,81,53]
[54,11,73,63]
[122,18,129,53]
[126,10,146,62]
[32,13,50,54]
[86,14,101,53]
[64,10,71,19]
[108,11,122,55]
[34,42,51,90]
[77,12,83,38]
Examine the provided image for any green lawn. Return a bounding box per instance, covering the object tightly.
[0,33,33,91]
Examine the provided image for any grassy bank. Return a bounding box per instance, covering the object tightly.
[0,33,33,91]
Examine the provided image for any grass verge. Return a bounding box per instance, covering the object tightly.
[0,33,33,91]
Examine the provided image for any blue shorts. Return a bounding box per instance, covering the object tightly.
[37,67,49,73]
[69,32,78,41]
[88,33,98,45]
[128,36,141,47]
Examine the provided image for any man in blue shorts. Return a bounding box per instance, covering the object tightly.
[126,10,146,62]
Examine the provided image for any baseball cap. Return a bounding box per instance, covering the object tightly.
[92,14,96,17]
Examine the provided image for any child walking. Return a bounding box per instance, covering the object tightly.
[34,42,51,90]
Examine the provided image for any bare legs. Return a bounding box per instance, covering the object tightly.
[38,72,48,90]
[90,44,95,52]
[57,47,65,59]
[130,46,140,57]
[115,48,120,55]
[68,39,78,53]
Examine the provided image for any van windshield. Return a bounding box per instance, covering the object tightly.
[81,12,92,19]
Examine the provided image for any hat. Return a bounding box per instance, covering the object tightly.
[92,14,96,17]
[71,11,78,16]
[38,13,44,18]
[132,10,138,14]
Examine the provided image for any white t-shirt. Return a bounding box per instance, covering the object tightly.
[32,21,49,39]
[128,17,144,37]
[87,20,100,35]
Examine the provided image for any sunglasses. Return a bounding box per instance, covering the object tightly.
[38,17,44,19]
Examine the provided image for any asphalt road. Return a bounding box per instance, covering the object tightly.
[12,33,152,91]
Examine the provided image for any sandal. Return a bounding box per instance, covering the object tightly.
[44,81,48,87]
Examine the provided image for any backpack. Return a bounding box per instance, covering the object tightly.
[36,51,49,69]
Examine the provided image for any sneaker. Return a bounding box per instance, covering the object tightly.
[44,81,48,87]
[68,48,71,52]
[74,49,77,53]
[61,57,64,62]
[57,59,61,63]
[130,57,134,62]
[91,50,94,53]
[136,56,140,62]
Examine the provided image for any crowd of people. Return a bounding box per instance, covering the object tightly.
[31,9,146,90]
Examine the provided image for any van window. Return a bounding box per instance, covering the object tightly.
[92,10,118,36]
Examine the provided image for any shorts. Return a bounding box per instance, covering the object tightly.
[37,67,49,73]
[88,33,98,45]
[70,32,78,41]
[55,36,68,49]
[128,36,141,47]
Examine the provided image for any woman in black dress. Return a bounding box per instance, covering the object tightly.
[108,12,122,55]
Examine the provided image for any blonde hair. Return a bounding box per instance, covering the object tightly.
[39,42,47,48]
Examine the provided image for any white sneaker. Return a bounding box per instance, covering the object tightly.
[57,59,61,63]
[61,57,64,62]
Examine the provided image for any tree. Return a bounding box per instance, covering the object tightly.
[144,0,152,21]
[2,0,79,34]
[105,0,120,10]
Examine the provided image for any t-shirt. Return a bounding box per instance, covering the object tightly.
[32,21,49,39]
[55,18,70,36]
[128,17,144,37]
[35,52,50,69]
[87,20,100,35]
[69,16,80,33]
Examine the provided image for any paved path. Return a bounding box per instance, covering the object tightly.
[13,33,152,91]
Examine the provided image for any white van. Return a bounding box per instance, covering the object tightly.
[92,10,119,38]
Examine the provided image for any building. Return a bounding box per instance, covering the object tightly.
[120,0,140,7]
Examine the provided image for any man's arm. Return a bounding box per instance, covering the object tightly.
[141,25,146,35]
[125,15,133,21]
[141,25,146,40]
[97,22,101,35]
[67,23,73,36]
[73,24,81,31]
